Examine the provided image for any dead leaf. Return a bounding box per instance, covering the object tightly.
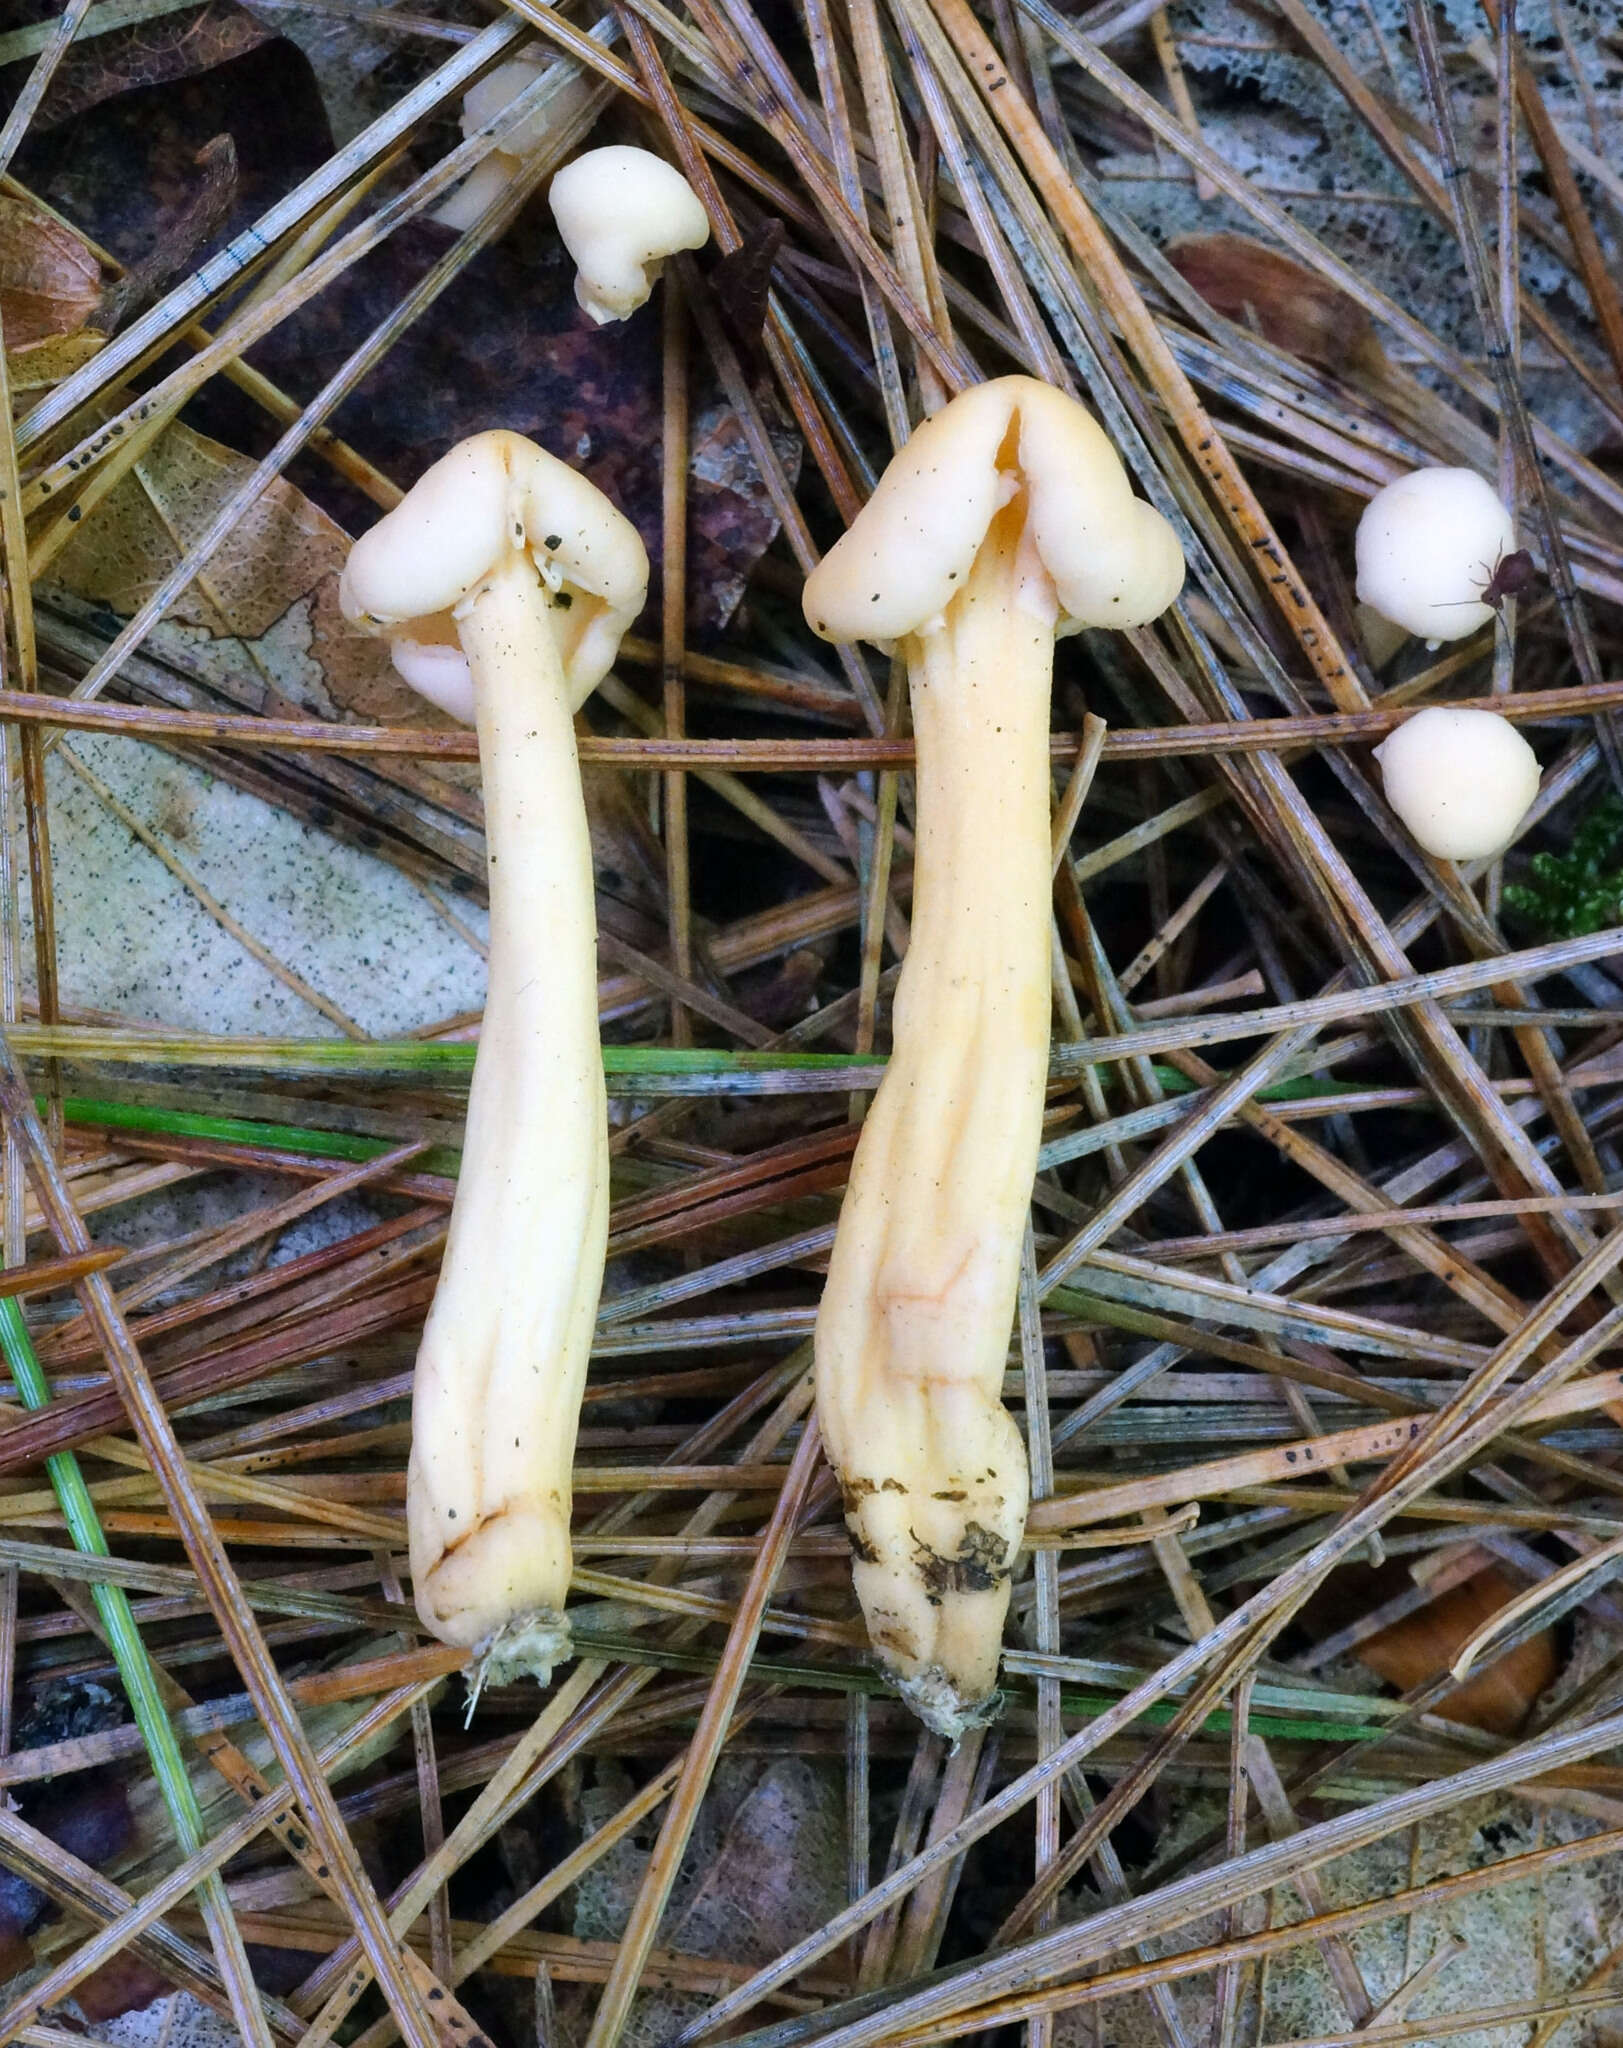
[9,329,105,395]
[0,192,100,347]
[1357,1565,1558,1735]
[228,217,798,634]
[13,34,331,278]
[1166,232,1387,378]
[1,2,274,131]
[74,1951,172,2024]
[673,1758,845,1967]
[49,415,404,715]
[0,1771,135,1945]
[707,218,786,362]
[91,132,238,336]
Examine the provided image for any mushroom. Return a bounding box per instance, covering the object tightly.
[433,58,553,233]
[1355,467,1517,647]
[547,145,709,324]
[802,376,1184,1736]
[340,430,648,1683]
[1375,705,1541,860]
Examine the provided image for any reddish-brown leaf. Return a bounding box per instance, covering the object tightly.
[1166,232,1387,377]
[1358,1566,1559,1736]
[0,192,100,347]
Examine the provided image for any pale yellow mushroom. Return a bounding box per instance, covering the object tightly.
[802,376,1184,1736]
[432,57,600,233]
[1375,705,1541,860]
[341,430,647,1684]
[547,145,709,324]
[1355,467,1516,646]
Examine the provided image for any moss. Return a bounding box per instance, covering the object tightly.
[1505,795,1623,938]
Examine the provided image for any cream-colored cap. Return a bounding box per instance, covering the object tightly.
[340,429,648,716]
[1375,705,1540,860]
[802,376,1184,648]
[433,59,551,233]
[463,58,553,157]
[548,145,709,324]
[1355,468,1516,643]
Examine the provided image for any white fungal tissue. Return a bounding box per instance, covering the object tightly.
[1375,705,1540,860]
[1355,467,1516,645]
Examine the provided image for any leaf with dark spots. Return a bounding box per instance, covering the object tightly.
[0,2,274,132]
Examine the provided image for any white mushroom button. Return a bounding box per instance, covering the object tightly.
[547,144,710,323]
[1375,705,1541,860]
[1355,467,1516,646]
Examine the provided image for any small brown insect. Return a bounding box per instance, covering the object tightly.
[1477,548,1538,613]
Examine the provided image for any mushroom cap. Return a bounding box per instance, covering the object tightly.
[1375,705,1540,861]
[802,376,1184,647]
[462,57,552,159]
[390,631,478,725]
[548,145,710,324]
[1355,467,1516,643]
[339,430,648,717]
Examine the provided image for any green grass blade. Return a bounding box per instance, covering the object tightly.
[0,1297,213,1856]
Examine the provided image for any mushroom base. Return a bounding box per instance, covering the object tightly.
[467,1608,573,1705]
[893,1666,1005,1746]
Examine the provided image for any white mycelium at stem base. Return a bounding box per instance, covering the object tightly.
[340,431,647,1683]
[1355,467,1516,646]
[803,377,1184,1737]
[548,145,709,324]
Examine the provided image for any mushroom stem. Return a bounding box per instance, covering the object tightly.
[817,501,1047,1736]
[407,556,608,1682]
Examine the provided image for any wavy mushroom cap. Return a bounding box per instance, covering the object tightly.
[548,145,710,324]
[462,58,552,157]
[340,430,649,716]
[802,376,1184,648]
[1355,467,1516,644]
[1375,705,1541,861]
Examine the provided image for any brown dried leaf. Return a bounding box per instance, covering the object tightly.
[1166,232,1386,377]
[14,35,331,278]
[1,2,274,131]
[231,220,796,634]
[9,329,105,395]
[708,218,786,362]
[91,132,239,337]
[0,192,100,347]
[1357,1565,1558,1736]
[74,1950,172,2024]
[50,417,390,673]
